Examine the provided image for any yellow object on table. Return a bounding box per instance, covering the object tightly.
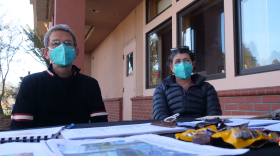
[211,129,272,149]
[175,125,217,142]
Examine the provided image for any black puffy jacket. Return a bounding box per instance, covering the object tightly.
[153,74,222,120]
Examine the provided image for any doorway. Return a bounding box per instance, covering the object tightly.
[122,40,136,121]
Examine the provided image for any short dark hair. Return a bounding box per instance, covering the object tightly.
[166,46,196,72]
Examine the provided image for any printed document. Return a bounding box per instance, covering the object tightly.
[264,123,280,132]
[196,115,269,120]
[60,123,187,140]
[221,119,280,127]
[0,141,55,156]
[178,119,280,127]
[47,134,249,156]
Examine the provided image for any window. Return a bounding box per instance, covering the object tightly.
[127,53,133,76]
[178,0,225,80]
[235,0,280,75]
[146,19,172,88]
[146,0,172,23]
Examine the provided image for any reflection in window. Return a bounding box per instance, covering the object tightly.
[148,0,172,21]
[240,0,280,69]
[180,0,225,76]
[127,53,133,76]
[148,22,172,86]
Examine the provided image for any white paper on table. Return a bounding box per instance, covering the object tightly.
[178,121,202,127]
[178,119,280,127]
[46,134,249,156]
[263,123,280,132]
[60,123,187,140]
[222,119,280,127]
[0,126,64,141]
[0,141,55,156]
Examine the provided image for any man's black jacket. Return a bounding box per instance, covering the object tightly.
[10,64,108,130]
[153,74,222,120]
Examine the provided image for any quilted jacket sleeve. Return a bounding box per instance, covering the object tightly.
[153,84,171,120]
[204,83,222,115]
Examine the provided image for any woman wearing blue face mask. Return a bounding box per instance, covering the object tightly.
[153,46,222,120]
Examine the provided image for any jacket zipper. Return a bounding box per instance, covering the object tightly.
[182,88,188,117]
[182,84,196,117]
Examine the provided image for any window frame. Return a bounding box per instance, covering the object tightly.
[234,0,280,76]
[177,0,226,80]
[146,0,172,24]
[146,18,172,89]
[126,52,133,77]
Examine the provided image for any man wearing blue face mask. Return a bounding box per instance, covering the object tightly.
[10,24,108,130]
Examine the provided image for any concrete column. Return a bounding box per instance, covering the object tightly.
[54,0,85,73]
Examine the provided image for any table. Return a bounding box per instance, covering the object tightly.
[67,117,280,156]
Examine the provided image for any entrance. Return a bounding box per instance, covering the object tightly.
[122,40,136,121]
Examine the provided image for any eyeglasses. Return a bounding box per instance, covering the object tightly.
[49,40,74,48]
[170,46,189,51]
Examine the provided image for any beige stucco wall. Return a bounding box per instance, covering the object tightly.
[91,2,144,99]
[91,24,123,99]
[123,11,136,45]
[135,3,144,97]
[84,53,91,76]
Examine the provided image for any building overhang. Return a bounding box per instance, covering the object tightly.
[30,0,142,54]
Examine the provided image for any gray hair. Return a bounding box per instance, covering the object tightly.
[43,24,78,48]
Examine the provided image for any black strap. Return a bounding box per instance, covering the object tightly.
[37,136,41,142]
[30,136,34,142]
[1,138,5,144]
[23,137,27,142]
[8,137,12,142]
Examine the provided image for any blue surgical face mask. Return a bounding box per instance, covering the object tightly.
[174,62,193,80]
[49,43,76,67]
